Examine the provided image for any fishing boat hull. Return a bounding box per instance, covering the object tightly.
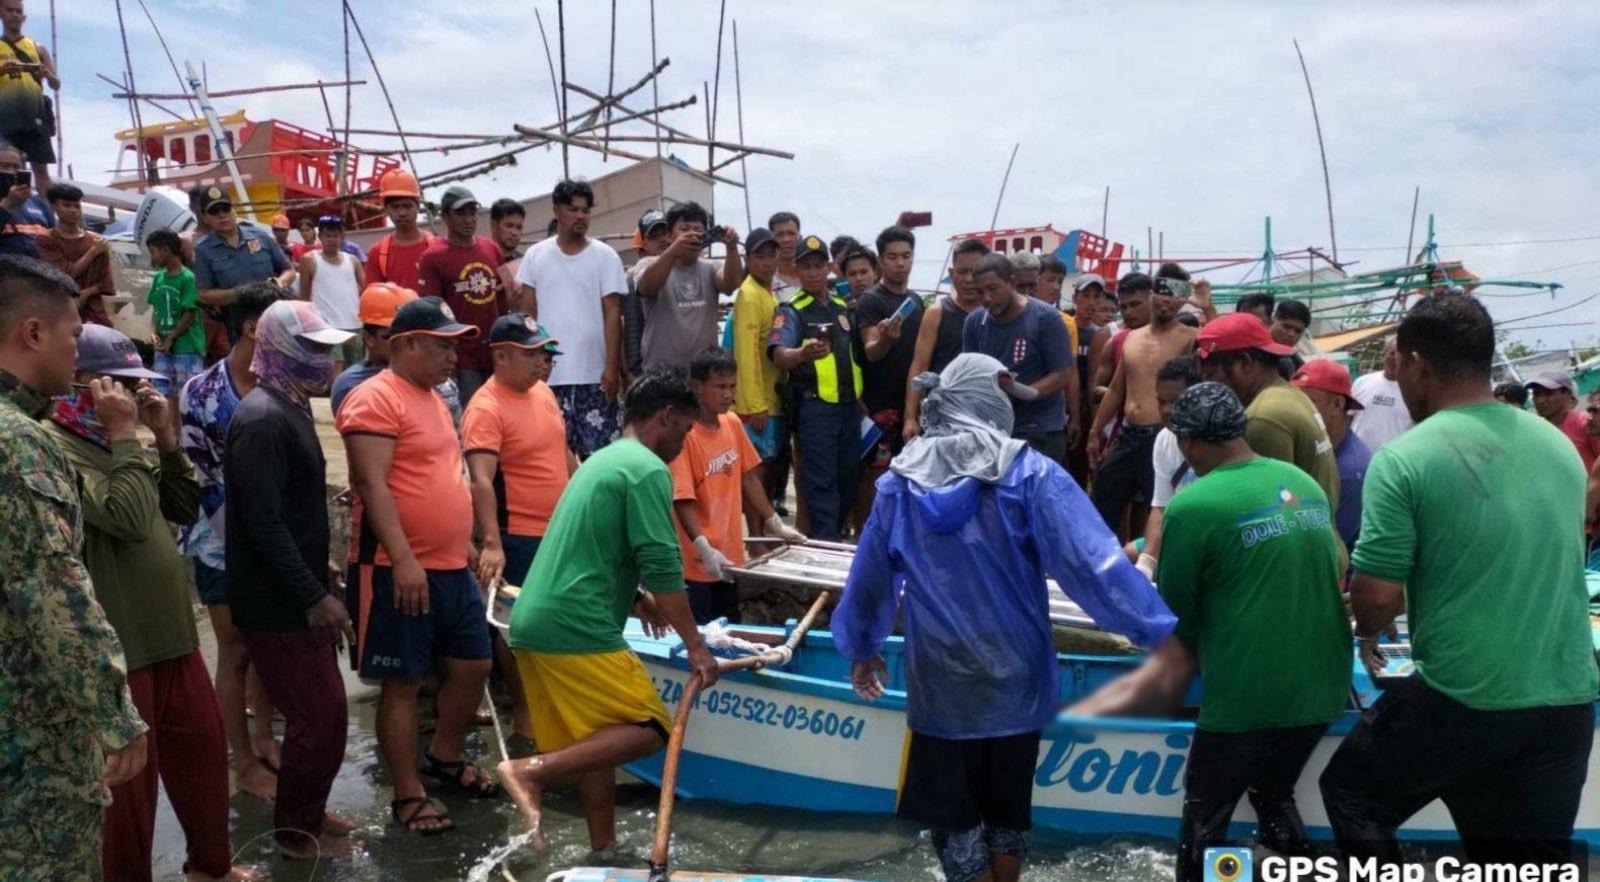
[615,623,1600,845]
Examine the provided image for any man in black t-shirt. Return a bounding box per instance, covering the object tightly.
[853,225,923,526]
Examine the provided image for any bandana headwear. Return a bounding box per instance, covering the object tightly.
[251,300,337,415]
[50,386,110,448]
[1169,381,1248,443]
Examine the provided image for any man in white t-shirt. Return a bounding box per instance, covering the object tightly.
[515,179,628,455]
[1128,355,1204,578]
[1349,337,1413,451]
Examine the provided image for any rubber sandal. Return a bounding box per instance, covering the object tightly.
[391,796,454,836]
[421,751,502,799]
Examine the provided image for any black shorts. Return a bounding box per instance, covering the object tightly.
[2,127,54,165]
[897,730,1041,831]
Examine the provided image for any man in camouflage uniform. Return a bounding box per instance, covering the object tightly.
[0,255,148,881]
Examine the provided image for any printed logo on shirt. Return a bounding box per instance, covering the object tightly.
[1012,338,1029,365]
[246,237,262,253]
[1237,487,1329,549]
[453,261,501,306]
[1372,394,1397,407]
[705,448,740,478]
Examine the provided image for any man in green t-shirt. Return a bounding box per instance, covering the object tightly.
[1196,312,1339,509]
[1075,381,1349,882]
[144,230,206,405]
[499,369,719,852]
[1321,295,1599,867]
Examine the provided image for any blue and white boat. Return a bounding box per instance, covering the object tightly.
[611,620,1600,845]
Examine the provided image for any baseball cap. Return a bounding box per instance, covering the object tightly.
[1195,312,1295,360]
[489,313,562,355]
[745,227,777,253]
[269,213,291,230]
[1524,370,1576,395]
[358,282,419,328]
[1170,381,1248,443]
[1291,359,1364,409]
[316,214,344,229]
[795,234,829,262]
[439,185,480,213]
[200,185,232,213]
[273,300,356,346]
[1073,273,1107,294]
[389,296,479,338]
[638,209,668,235]
[75,325,164,381]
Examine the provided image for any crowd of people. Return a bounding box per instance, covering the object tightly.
[1,150,1598,882]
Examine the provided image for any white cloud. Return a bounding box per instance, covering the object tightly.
[46,0,1600,345]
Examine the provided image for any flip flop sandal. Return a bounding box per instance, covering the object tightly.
[391,796,454,836]
[421,751,502,799]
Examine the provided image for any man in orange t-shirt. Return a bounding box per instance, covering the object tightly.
[463,313,577,587]
[462,313,575,741]
[337,295,498,834]
[671,347,805,623]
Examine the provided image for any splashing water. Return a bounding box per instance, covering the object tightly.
[465,831,538,882]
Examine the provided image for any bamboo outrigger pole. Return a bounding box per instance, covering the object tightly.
[733,19,753,229]
[648,590,834,882]
[1293,38,1339,265]
[343,3,434,231]
[113,0,148,184]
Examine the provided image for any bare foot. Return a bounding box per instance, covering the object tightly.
[278,831,360,861]
[235,761,277,802]
[323,811,358,837]
[496,757,547,849]
[186,866,258,882]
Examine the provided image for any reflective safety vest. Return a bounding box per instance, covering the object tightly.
[786,291,862,405]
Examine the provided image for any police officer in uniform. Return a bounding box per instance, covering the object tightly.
[768,235,863,540]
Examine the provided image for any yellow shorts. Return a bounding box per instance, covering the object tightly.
[513,648,672,752]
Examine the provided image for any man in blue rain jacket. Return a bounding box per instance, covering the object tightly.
[834,352,1177,882]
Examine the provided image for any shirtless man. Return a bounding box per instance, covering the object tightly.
[1088,265,1201,537]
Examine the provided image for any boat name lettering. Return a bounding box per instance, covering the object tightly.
[1034,729,1188,796]
[651,676,866,741]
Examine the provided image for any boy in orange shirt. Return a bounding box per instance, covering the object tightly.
[671,347,805,623]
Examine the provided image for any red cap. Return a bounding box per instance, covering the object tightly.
[1196,312,1295,360]
[1291,359,1364,409]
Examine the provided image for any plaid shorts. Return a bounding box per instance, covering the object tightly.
[152,351,204,396]
[553,383,620,457]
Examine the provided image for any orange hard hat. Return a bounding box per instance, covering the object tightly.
[270,213,291,230]
[377,168,421,201]
[358,282,419,328]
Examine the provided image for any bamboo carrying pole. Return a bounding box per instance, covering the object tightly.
[110,78,366,101]
[647,590,833,882]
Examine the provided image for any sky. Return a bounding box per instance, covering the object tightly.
[46,0,1600,351]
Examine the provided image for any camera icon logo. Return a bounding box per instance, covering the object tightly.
[1203,846,1253,882]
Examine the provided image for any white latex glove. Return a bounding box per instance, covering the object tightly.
[1135,553,1158,581]
[763,513,807,544]
[693,535,734,581]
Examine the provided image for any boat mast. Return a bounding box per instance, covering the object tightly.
[183,60,250,208]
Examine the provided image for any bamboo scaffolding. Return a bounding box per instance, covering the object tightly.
[557,58,670,131]
[111,78,366,101]
[97,72,186,122]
